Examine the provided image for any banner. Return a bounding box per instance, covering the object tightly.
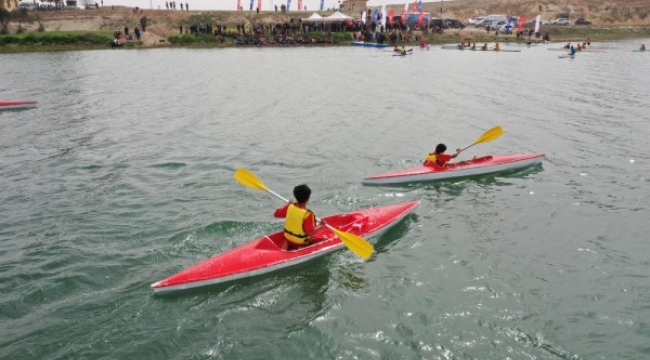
[518,15,525,33]
[412,0,416,12]
[297,0,301,11]
[361,10,366,24]
[388,9,394,26]
[417,0,422,12]
[417,9,423,28]
[249,0,254,10]
[258,0,262,11]
[534,15,541,34]
[373,9,378,23]
[319,0,324,11]
[380,4,386,27]
[286,0,291,11]
[401,3,407,24]
[237,0,241,11]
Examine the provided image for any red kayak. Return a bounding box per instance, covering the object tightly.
[363,154,544,185]
[0,100,38,111]
[151,200,420,293]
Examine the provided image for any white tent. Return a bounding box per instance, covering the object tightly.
[325,11,353,21]
[303,12,325,22]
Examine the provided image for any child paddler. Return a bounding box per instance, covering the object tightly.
[274,184,325,250]
[424,143,461,167]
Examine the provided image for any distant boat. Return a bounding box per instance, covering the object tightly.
[441,45,521,52]
[0,100,38,111]
[352,41,391,48]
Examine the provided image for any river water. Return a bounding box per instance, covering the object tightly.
[1,40,649,359]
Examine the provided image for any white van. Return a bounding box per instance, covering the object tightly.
[19,1,37,11]
[475,14,507,27]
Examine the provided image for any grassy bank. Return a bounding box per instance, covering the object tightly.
[0,30,114,52]
[2,27,649,53]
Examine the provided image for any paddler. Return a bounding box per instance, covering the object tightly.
[400,46,407,55]
[423,144,461,167]
[641,44,647,51]
[568,45,577,56]
[274,184,325,250]
[494,42,500,51]
[482,43,488,50]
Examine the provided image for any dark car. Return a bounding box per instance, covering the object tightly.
[443,19,466,29]
[575,18,592,25]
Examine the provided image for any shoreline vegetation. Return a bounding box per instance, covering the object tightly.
[1,3,650,53]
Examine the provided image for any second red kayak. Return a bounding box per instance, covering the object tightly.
[363,154,544,185]
[0,100,37,111]
[151,200,420,293]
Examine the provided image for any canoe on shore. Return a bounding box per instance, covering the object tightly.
[363,154,544,185]
[0,100,37,111]
[151,200,420,293]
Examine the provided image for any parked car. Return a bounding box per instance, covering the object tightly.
[575,18,592,25]
[443,19,466,29]
[552,18,571,25]
[495,22,514,34]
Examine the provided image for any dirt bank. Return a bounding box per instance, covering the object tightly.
[3,0,650,49]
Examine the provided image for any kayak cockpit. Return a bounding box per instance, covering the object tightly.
[252,213,369,251]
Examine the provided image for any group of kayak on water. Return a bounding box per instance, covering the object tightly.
[275,143,471,251]
[564,38,592,56]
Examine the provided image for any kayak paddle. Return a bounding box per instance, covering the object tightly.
[459,126,503,152]
[233,168,374,260]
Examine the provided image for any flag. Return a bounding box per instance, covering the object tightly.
[417,9,423,28]
[417,0,422,12]
[297,0,301,10]
[412,0,416,12]
[518,15,525,33]
[286,0,291,11]
[389,9,394,26]
[249,0,254,10]
[361,10,366,24]
[319,0,324,11]
[373,9,378,23]
[534,15,541,34]
[380,5,386,27]
[258,0,262,11]
[401,3,407,24]
[237,0,241,10]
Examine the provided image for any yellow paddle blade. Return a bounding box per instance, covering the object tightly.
[473,126,503,145]
[328,226,374,260]
[233,168,269,192]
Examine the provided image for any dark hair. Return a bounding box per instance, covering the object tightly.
[435,143,447,153]
[293,184,311,203]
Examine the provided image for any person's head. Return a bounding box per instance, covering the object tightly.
[435,143,447,154]
[293,184,311,204]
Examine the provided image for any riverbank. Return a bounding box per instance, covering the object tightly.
[1,4,650,53]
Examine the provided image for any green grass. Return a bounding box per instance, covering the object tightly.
[0,31,114,46]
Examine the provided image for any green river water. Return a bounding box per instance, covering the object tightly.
[1,41,650,359]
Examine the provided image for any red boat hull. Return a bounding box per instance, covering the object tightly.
[151,200,420,293]
[363,154,544,185]
[0,100,38,110]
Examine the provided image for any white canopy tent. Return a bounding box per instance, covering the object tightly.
[324,11,353,21]
[302,12,325,22]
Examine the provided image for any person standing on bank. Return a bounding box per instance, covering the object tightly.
[274,185,325,250]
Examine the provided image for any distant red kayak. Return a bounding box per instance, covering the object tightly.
[0,100,38,110]
[363,154,544,185]
[151,200,420,293]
